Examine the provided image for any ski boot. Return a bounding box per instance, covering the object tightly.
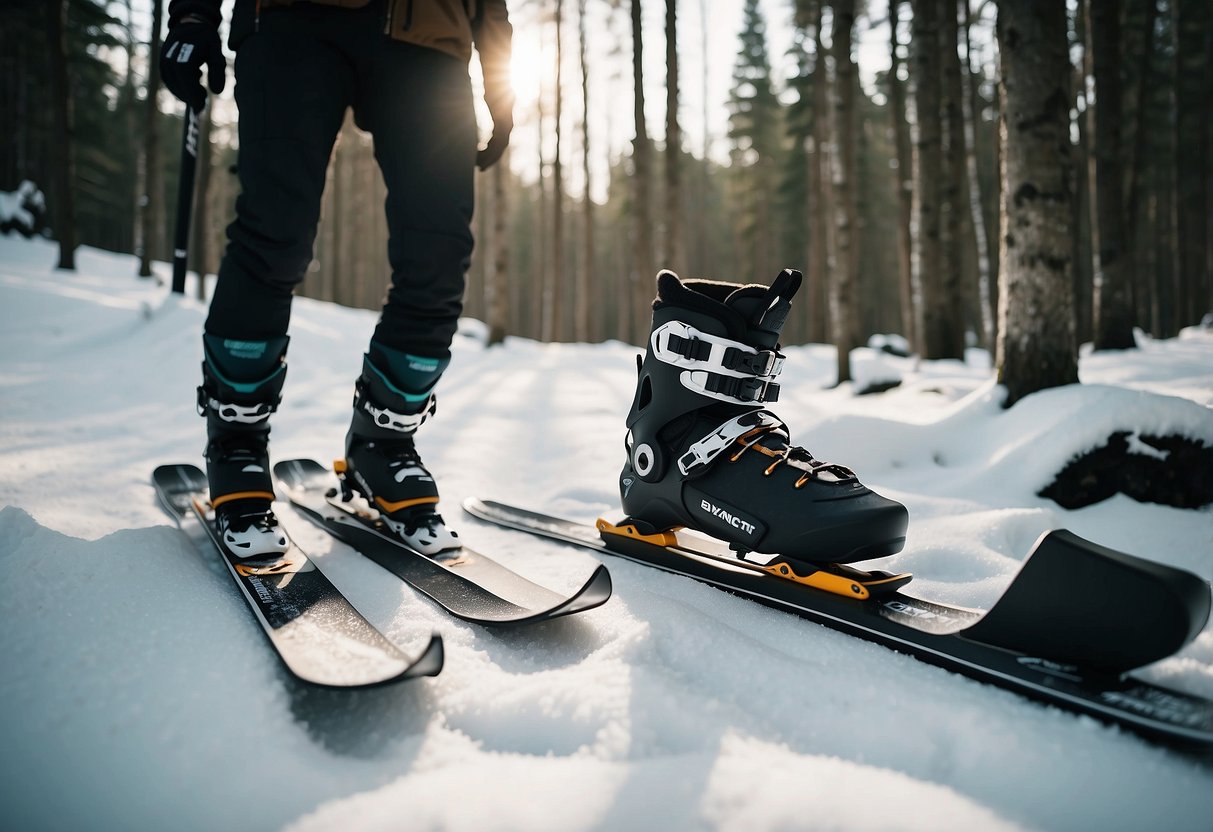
[197,334,290,558]
[616,269,908,570]
[338,344,460,556]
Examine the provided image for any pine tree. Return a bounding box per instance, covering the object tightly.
[727,0,781,282]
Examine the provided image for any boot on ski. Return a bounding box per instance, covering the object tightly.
[338,346,459,556]
[198,334,290,559]
[616,269,908,569]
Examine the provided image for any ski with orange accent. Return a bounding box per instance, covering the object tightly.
[462,497,1213,746]
[153,463,443,687]
[273,459,612,626]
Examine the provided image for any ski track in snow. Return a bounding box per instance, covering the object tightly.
[2,236,1212,832]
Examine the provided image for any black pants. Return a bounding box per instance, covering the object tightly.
[206,1,477,362]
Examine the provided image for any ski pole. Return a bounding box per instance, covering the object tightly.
[170,105,200,295]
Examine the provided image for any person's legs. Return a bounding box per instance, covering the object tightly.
[335,37,478,554]
[200,7,354,552]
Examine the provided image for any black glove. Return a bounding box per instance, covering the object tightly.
[160,17,226,113]
[476,120,512,171]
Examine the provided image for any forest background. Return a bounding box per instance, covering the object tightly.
[2,0,1210,406]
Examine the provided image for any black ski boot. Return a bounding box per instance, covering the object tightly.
[197,334,290,558]
[617,270,908,566]
[339,345,460,556]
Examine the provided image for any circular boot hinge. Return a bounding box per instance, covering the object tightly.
[633,443,656,478]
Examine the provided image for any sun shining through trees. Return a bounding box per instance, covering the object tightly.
[8,0,1211,398]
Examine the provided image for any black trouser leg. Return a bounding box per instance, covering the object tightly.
[205,8,354,342]
[353,41,478,362]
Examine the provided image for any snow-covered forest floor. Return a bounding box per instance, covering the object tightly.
[2,235,1212,831]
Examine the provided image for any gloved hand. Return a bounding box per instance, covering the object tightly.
[160,17,226,112]
[476,119,512,171]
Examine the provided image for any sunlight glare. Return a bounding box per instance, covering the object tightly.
[510,34,546,109]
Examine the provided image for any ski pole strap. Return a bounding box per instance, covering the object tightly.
[652,321,785,379]
[677,411,784,476]
[354,383,436,434]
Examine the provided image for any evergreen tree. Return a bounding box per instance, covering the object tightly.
[727,0,782,282]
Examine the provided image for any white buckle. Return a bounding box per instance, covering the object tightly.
[362,394,436,434]
[207,398,273,425]
[676,411,783,476]
[651,321,783,379]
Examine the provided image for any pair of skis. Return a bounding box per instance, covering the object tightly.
[152,460,612,688]
[156,461,1213,746]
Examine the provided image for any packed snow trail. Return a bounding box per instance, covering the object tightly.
[2,236,1212,831]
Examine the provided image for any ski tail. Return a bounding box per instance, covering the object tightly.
[153,463,444,687]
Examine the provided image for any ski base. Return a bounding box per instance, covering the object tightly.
[273,459,612,626]
[153,464,443,687]
[462,497,1213,746]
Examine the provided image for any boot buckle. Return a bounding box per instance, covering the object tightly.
[677,411,783,476]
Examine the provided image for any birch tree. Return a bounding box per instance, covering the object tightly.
[995,0,1079,406]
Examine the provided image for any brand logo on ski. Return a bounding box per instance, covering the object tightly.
[247,574,274,606]
[882,599,960,625]
[699,499,758,538]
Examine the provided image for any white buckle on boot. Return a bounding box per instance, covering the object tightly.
[200,394,275,425]
[360,393,437,434]
[651,321,784,379]
[677,411,784,476]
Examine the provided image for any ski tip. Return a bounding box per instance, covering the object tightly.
[405,633,444,679]
[272,458,330,489]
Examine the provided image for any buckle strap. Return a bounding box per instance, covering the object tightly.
[196,386,277,424]
[677,369,781,405]
[354,380,436,434]
[703,373,780,403]
[652,321,784,380]
[677,411,784,476]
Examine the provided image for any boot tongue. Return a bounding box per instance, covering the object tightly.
[723,269,802,348]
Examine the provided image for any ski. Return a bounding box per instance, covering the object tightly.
[153,464,443,687]
[462,497,1213,745]
[273,459,612,626]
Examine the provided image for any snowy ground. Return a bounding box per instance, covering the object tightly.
[2,235,1212,832]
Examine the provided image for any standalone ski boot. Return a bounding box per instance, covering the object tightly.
[616,269,908,566]
[198,334,290,559]
[338,344,460,556]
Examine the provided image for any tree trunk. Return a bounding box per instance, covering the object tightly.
[664,0,684,273]
[1173,0,1211,325]
[1088,0,1136,350]
[631,0,654,343]
[46,0,77,270]
[547,0,564,342]
[888,1,915,348]
[910,0,943,357]
[995,0,1079,407]
[535,62,548,340]
[939,0,969,358]
[960,0,994,350]
[1074,0,1095,346]
[487,148,510,346]
[575,0,593,342]
[139,0,164,277]
[808,2,830,345]
[829,0,859,385]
